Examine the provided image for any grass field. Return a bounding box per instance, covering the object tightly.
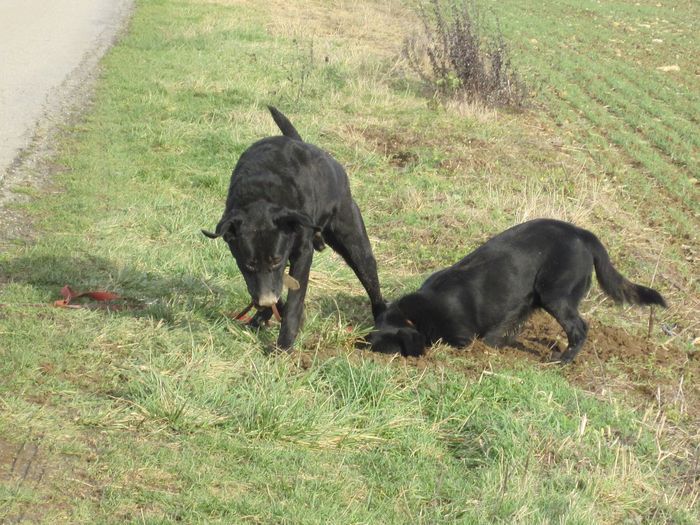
[1,0,698,522]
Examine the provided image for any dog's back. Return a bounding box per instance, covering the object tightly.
[224,108,351,214]
[423,219,583,291]
[429,218,665,307]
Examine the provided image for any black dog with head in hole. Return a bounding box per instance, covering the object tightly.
[203,106,385,350]
[368,219,666,363]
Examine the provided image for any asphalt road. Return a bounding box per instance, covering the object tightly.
[0,0,132,184]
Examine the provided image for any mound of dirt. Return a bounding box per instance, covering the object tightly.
[296,310,698,421]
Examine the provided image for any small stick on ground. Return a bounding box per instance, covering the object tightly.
[647,245,664,339]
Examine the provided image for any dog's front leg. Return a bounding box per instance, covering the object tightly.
[275,247,313,350]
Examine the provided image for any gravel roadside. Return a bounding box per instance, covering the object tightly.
[0,0,133,237]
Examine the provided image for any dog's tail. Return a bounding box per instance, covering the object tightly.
[268,106,303,141]
[581,230,667,307]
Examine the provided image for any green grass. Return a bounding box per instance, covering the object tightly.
[1,0,698,522]
[490,0,699,234]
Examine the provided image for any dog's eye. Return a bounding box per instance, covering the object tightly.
[269,256,282,269]
[244,261,257,272]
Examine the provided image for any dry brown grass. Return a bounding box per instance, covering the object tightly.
[197,0,418,56]
[444,97,499,122]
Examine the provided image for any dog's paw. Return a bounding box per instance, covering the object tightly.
[548,350,575,365]
[248,309,274,329]
[312,232,326,251]
[401,346,426,358]
[354,337,372,350]
[558,353,576,365]
[264,342,293,356]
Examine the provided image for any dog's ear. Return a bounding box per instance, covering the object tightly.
[395,293,429,324]
[201,214,242,239]
[201,228,221,239]
[273,209,319,231]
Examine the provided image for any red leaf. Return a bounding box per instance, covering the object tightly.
[85,291,120,301]
[60,285,77,300]
[56,285,120,307]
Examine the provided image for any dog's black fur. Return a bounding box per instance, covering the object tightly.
[203,106,385,350]
[368,219,666,363]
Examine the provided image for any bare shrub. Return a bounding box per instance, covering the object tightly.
[404,0,527,108]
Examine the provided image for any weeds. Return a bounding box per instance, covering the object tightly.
[404,0,527,108]
[286,37,316,104]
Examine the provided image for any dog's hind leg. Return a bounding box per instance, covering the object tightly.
[540,297,588,363]
[276,249,313,350]
[536,260,592,363]
[324,200,386,319]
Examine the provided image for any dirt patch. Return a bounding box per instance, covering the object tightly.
[350,123,503,174]
[0,437,46,489]
[349,124,422,168]
[0,433,102,523]
[479,314,696,415]
[0,436,57,524]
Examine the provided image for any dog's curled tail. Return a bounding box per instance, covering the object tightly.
[582,230,667,308]
[268,106,303,141]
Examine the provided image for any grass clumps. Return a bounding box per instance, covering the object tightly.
[404,0,527,108]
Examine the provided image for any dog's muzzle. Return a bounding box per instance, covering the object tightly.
[256,292,278,307]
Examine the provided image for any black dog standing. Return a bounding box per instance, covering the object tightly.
[203,107,385,350]
[369,219,666,363]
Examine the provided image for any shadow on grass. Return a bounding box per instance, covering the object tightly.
[313,292,376,330]
[0,253,229,325]
[0,254,377,341]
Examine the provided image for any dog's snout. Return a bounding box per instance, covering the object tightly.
[257,292,278,307]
